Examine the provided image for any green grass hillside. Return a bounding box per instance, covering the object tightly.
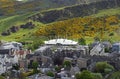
[0,8,120,43]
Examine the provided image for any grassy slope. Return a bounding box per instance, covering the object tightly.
[0,13,29,32]
[92,8,120,17]
[0,13,44,41]
[0,8,120,43]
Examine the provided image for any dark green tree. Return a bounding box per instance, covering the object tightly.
[75,73,81,79]
[32,40,44,50]
[46,71,54,77]
[107,72,120,79]
[55,66,61,72]
[63,60,71,68]
[75,70,94,79]
[12,64,20,70]
[32,61,39,73]
[92,73,103,79]
[95,62,114,74]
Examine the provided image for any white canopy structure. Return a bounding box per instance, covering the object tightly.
[44,39,78,45]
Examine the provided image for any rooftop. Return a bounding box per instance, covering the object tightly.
[44,39,78,45]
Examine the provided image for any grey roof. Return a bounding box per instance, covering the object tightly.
[0,49,10,54]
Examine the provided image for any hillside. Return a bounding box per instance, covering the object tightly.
[0,8,120,43]
[0,0,120,43]
[29,0,120,23]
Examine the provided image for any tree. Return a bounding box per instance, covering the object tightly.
[75,70,94,79]
[12,64,20,70]
[95,62,114,74]
[63,60,71,68]
[63,60,72,71]
[32,61,39,73]
[32,40,44,50]
[46,71,54,77]
[92,73,103,79]
[78,38,86,45]
[107,72,120,79]
[75,73,81,79]
[55,66,61,72]
[105,48,110,53]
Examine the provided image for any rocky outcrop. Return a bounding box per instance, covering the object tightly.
[20,22,35,29]
[1,30,11,36]
[29,0,120,23]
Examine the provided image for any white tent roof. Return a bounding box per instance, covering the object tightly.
[44,39,78,45]
[113,42,120,46]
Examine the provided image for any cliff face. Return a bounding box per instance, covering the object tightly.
[29,0,120,23]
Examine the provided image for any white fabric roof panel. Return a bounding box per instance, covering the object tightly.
[44,39,78,45]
